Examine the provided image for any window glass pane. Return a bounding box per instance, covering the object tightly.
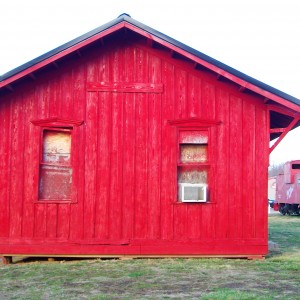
[178,168,207,184]
[39,165,72,200]
[179,131,208,144]
[42,130,71,164]
[180,144,207,163]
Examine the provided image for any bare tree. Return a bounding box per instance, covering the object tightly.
[268,163,284,177]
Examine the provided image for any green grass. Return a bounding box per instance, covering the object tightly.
[0,214,299,299]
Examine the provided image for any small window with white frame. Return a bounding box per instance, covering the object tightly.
[177,130,209,203]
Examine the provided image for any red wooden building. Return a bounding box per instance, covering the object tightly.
[1,14,300,261]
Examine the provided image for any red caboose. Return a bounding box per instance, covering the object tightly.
[275,160,300,215]
[1,14,300,261]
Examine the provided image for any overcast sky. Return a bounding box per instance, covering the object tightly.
[1,0,299,163]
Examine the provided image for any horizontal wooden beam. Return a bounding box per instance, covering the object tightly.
[270,128,285,133]
[87,81,164,93]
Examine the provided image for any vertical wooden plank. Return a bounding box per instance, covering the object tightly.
[173,67,188,239]
[173,205,187,240]
[134,48,149,239]
[9,95,25,238]
[0,99,11,237]
[187,204,202,239]
[49,76,60,117]
[147,54,162,239]
[121,45,135,239]
[83,55,100,239]
[69,63,86,241]
[94,53,110,240]
[57,204,70,239]
[36,82,50,119]
[174,68,187,119]
[228,95,243,239]
[22,88,38,238]
[187,74,201,118]
[108,93,123,240]
[242,99,255,239]
[255,105,269,240]
[214,88,230,239]
[34,205,47,238]
[160,61,175,240]
[201,80,216,119]
[84,91,98,238]
[60,70,74,117]
[108,47,124,240]
[94,94,110,239]
[46,204,57,238]
[32,84,49,238]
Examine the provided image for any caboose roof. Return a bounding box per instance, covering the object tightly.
[1,13,300,135]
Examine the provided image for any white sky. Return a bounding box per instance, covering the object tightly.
[1,0,300,164]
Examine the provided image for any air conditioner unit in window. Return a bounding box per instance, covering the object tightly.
[179,183,207,202]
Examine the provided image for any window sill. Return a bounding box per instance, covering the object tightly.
[173,201,216,205]
[35,200,77,204]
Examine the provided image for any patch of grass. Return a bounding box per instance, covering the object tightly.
[201,288,274,300]
[0,215,299,299]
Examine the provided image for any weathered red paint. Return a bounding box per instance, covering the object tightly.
[0,16,299,260]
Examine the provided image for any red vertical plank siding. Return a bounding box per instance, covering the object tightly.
[122,93,135,239]
[34,205,47,238]
[46,204,58,238]
[0,100,10,237]
[187,74,201,118]
[33,85,48,237]
[9,96,25,238]
[228,95,243,239]
[108,92,124,240]
[69,64,86,241]
[94,91,110,239]
[134,48,149,239]
[84,91,98,238]
[36,82,50,119]
[22,90,38,238]
[160,61,175,240]
[215,88,230,239]
[173,68,188,240]
[57,204,71,239]
[147,54,162,239]
[255,105,268,240]
[93,53,110,240]
[108,48,124,240]
[122,46,136,239]
[242,99,255,239]
[175,68,187,119]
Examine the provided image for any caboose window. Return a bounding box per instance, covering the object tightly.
[39,129,72,201]
[292,164,300,169]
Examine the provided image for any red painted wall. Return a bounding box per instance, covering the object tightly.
[0,34,269,257]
